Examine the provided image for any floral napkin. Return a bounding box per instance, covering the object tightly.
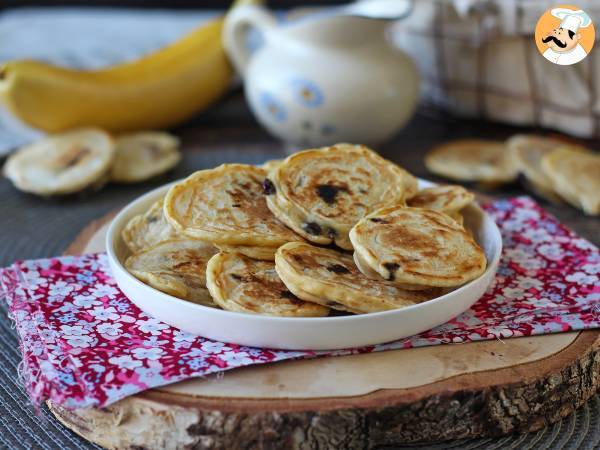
[1,197,598,409]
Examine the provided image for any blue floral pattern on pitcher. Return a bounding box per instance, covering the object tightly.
[291,78,324,108]
[259,91,287,122]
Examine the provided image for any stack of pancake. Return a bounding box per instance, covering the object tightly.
[123,143,487,317]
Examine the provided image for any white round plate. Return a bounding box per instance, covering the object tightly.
[106,179,502,350]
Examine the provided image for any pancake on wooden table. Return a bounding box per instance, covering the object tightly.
[4,127,115,196]
[265,143,417,250]
[122,198,181,255]
[164,164,301,247]
[425,139,517,184]
[110,131,181,183]
[275,242,440,314]
[350,206,486,288]
[541,148,600,216]
[206,252,329,317]
[126,240,217,306]
[407,185,474,213]
[507,134,588,203]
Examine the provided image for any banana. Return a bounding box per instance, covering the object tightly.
[0,1,258,132]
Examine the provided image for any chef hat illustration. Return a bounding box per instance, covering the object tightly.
[551,8,592,33]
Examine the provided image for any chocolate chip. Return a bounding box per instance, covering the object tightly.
[230,274,243,281]
[383,263,400,281]
[316,184,347,205]
[327,264,350,274]
[327,228,337,239]
[302,221,322,235]
[262,178,276,195]
[370,218,389,224]
[232,204,241,208]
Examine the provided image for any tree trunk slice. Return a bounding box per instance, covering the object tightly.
[48,211,600,450]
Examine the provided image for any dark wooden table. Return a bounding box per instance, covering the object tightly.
[0,91,598,449]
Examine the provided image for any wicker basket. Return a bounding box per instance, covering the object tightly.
[390,0,600,138]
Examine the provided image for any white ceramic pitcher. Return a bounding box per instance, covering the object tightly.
[223,4,420,148]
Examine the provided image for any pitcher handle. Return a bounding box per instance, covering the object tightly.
[223,5,277,76]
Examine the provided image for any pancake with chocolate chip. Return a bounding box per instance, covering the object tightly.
[352,251,430,290]
[126,240,218,306]
[275,242,440,314]
[122,198,181,255]
[164,164,302,247]
[265,144,415,250]
[215,244,276,261]
[206,252,329,317]
[350,207,486,287]
[541,148,600,216]
[425,139,517,183]
[407,185,474,213]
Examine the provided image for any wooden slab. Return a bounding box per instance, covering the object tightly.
[49,212,600,450]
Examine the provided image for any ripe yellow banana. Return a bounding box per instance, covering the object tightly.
[0,3,255,133]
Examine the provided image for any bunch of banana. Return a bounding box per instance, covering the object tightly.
[0,0,260,133]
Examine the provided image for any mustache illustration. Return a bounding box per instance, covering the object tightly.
[542,35,567,48]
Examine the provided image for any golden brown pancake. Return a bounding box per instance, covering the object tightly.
[275,242,441,314]
[125,240,218,306]
[164,164,302,247]
[350,206,486,287]
[265,143,416,250]
[541,148,600,215]
[507,134,589,202]
[352,251,431,290]
[122,198,181,255]
[407,185,474,212]
[206,252,329,317]
[425,139,517,183]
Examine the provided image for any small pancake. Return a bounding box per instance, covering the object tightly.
[266,143,415,250]
[275,242,441,314]
[206,252,329,317]
[125,240,218,306]
[110,131,181,183]
[164,164,301,247]
[350,206,486,287]
[352,251,431,290]
[541,148,600,216]
[122,198,181,255]
[507,134,589,203]
[4,127,115,196]
[407,185,474,213]
[215,244,276,261]
[425,139,517,183]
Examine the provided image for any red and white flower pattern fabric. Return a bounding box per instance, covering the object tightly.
[1,197,598,409]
